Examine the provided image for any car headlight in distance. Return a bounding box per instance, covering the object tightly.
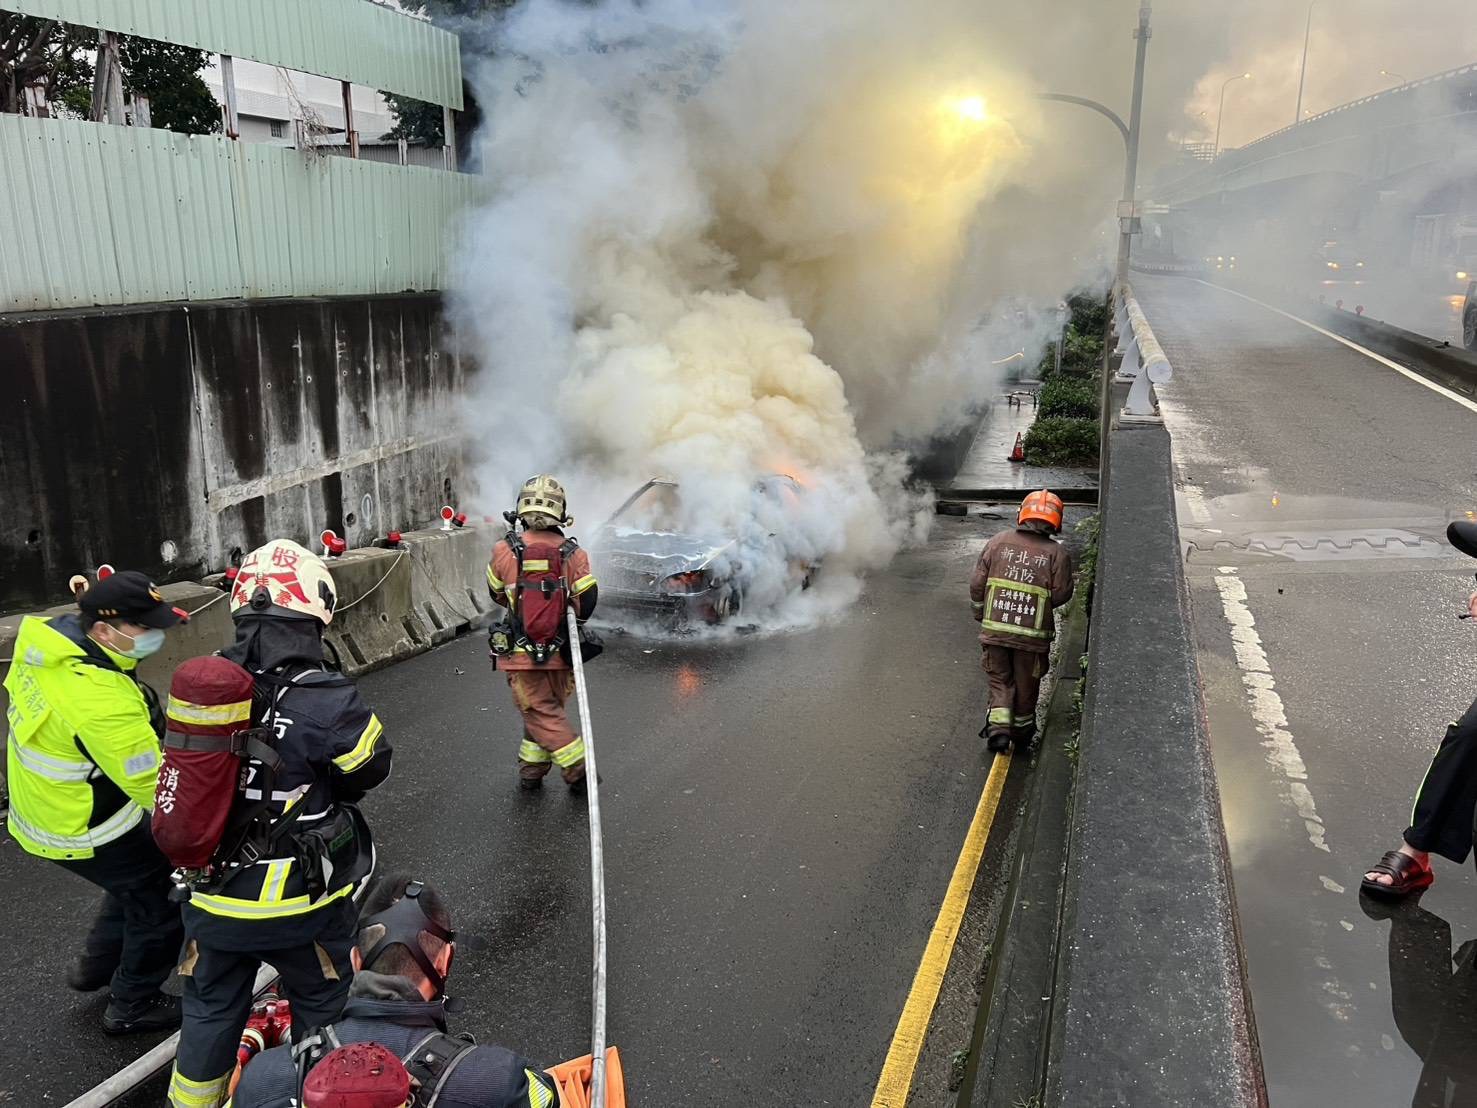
[1459,271,1470,281]
[663,571,710,595]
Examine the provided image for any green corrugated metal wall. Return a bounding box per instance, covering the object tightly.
[1,0,463,108]
[0,114,482,311]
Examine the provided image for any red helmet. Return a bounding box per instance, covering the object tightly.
[303,1043,410,1108]
[1017,489,1065,533]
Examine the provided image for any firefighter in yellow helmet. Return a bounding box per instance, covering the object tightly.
[969,490,1075,753]
[487,475,599,791]
[168,538,392,1108]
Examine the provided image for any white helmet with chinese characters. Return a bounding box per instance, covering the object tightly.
[229,538,338,626]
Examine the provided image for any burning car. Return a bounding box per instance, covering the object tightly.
[592,475,817,625]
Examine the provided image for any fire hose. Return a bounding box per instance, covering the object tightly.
[567,606,609,1108]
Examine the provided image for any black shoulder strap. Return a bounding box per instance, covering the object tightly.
[291,1024,343,1102]
[402,1031,478,1108]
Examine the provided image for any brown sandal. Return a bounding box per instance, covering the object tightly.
[1361,850,1433,898]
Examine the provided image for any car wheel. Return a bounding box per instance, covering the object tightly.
[710,585,742,623]
[1465,310,1477,351]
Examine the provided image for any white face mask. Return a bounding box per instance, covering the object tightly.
[110,627,166,659]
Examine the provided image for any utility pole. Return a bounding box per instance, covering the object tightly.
[1117,3,1151,284]
[1294,0,1317,125]
[89,30,125,125]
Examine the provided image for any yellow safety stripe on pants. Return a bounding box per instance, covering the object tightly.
[189,879,354,920]
[519,739,553,764]
[9,801,142,851]
[553,737,586,768]
[986,707,1013,726]
[572,574,597,595]
[332,715,384,772]
[12,741,94,782]
[487,565,505,591]
[522,559,551,572]
[528,1071,556,1108]
[166,696,251,726]
[1013,714,1036,728]
[168,1066,231,1108]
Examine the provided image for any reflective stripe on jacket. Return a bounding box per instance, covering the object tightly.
[4,615,162,860]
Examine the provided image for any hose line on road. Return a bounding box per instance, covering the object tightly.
[567,606,609,1108]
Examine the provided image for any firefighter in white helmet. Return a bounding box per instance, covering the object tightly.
[169,538,393,1108]
[487,475,600,791]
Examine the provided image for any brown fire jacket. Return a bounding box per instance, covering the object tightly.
[487,529,597,671]
[969,527,1074,653]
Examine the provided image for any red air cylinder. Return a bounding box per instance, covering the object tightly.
[304,1043,411,1108]
[152,656,256,869]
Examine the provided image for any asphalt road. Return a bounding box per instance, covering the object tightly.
[1138,274,1477,1108]
[1,510,1029,1106]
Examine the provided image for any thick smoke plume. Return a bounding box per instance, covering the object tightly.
[449,0,1114,624]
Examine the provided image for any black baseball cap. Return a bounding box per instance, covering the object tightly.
[78,570,187,628]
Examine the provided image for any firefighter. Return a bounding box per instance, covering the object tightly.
[4,571,187,1033]
[231,874,560,1108]
[168,538,392,1108]
[487,475,599,792]
[969,490,1075,753]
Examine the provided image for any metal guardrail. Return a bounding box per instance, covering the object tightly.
[1112,283,1173,420]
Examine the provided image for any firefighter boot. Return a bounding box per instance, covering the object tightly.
[68,953,118,992]
[102,992,182,1035]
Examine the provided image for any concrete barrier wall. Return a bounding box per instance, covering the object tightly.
[0,293,468,613]
[1047,418,1264,1107]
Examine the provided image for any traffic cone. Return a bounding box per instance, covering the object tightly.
[1007,432,1025,463]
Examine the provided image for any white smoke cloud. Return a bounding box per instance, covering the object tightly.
[448,0,1118,627]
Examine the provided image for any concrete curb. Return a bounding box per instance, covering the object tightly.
[1045,422,1265,1107]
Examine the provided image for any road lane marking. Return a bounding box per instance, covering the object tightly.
[1198,281,1477,415]
[869,751,1012,1108]
[1214,572,1330,853]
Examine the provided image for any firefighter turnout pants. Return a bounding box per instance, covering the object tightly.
[508,670,586,783]
[1405,694,1477,864]
[983,646,1048,741]
[56,822,183,1010]
[168,898,356,1108]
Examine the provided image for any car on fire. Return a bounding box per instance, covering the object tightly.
[592,475,817,625]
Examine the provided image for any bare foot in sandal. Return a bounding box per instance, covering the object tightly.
[1362,844,1433,897]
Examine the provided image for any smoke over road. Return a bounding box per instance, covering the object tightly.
[448,0,1111,624]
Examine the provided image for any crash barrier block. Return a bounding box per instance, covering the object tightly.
[1048,422,1263,1106]
[1305,300,1477,396]
[397,522,497,646]
[322,548,423,677]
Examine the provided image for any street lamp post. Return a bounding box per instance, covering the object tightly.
[1380,68,1408,87]
[1295,0,1318,125]
[1213,72,1252,158]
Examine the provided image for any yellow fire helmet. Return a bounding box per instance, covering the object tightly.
[516,474,572,527]
[230,538,338,626]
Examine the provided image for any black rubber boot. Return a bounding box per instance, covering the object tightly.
[67,954,118,992]
[519,777,544,792]
[102,992,181,1035]
[985,731,1011,754]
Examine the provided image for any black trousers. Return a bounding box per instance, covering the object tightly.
[56,821,183,1006]
[174,896,356,1085]
[1405,694,1477,863]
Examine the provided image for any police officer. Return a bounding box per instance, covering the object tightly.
[487,475,598,791]
[231,874,560,1108]
[4,570,187,1033]
[969,490,1075,753]
[168,539,392,1108]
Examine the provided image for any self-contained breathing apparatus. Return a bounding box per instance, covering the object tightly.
[289,880,473,1108]
[489,511,603,665]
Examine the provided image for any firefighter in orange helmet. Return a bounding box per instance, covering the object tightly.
[969,490,1075,753]
[487,476,599,792]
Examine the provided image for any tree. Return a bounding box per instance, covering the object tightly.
[382,0,516,150]
[0,15,219,134]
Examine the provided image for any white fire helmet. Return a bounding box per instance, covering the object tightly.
[230,538,338,626]
[516,474,571,526]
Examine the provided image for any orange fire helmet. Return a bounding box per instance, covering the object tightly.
[1017,489,1065,533]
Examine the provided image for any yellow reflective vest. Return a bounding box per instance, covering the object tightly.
[4,615,162,860]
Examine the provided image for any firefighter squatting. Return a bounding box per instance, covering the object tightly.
[4,476,1066,1105]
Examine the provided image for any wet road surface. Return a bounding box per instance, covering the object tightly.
[1138,274,1477,1108]
[2,511,1019,1106]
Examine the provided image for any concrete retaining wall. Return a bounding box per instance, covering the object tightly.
[0,293,468,613]
[1047,418,1264,1107]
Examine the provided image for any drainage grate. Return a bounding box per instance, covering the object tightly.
[1183,528,1450,563]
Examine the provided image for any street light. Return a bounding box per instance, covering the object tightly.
[1380,68,1408,87]
[1295,0,1319,124]
[1213,72,1252,158]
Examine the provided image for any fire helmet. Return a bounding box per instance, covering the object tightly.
[1017,489,1065,533]
[229,538,338,626]
[517,474,571,526]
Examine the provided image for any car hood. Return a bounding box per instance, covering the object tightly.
[592,527,735,577]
